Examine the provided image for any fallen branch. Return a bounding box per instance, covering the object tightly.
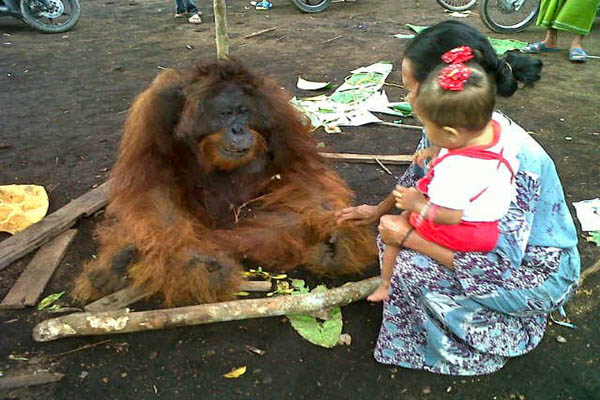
[0,181,110,271]
[47,339,112,359]
[580,257,600,285]
[324,35,342,43]
[32,277,380,342]
[245,27,277,39]
[374,157,393,175]
[319,152,411,165]
[84,280,273,312]
[0,372,64,390]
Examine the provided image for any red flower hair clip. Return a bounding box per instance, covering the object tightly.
[438,63,472,91]
[441,46,474,64]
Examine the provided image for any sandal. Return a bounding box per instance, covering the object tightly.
[522,41,559,54]
[569,48,587,62]
[188,13,202,24]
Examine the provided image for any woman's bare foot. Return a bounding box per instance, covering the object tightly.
[367,285,390,302]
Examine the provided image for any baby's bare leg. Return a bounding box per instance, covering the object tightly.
[367,244,399,302]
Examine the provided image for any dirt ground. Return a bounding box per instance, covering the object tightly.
[1,0,599,398]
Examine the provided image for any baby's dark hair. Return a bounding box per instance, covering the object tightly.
[404,20,542,97]
[415,62,494,132]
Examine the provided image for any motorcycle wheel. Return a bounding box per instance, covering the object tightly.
[20,0,81,33]
[436,0,477,12]
[290,0,331,13]
[479,0,539,33]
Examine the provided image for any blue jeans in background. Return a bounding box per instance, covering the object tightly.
[175,0,198,14]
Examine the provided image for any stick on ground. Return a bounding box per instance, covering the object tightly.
[84,280,273,312]
[0,230,78,310]
[0,181,110,271]
[33,277,380,342]
[319,152,411,165]
[245,27,277,39]
[377,121,423,130]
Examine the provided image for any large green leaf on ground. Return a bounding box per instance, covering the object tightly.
[287,285,343,348]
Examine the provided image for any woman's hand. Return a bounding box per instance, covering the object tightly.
[412,145,440,168]
[378,212,413,246]
[335,204,380,226]
[393,186,426,212]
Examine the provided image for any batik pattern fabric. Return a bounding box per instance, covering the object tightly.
[374,112,580,375]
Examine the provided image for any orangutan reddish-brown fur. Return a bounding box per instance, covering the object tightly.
[72,59,377,306]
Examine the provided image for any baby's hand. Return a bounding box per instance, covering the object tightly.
[412,146,440,168]
[393,186,425,212]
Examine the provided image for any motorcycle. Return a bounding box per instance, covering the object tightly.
[437,0,477,12]
[290,0,335,13]
[0,0,80,33]
[480,0,600,33]
[479,0,539,33]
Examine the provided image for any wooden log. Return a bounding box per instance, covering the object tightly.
[0,372,64,390]
[0,230,78,310]
[84,280,273,312]
[319,152,412,165]
[213,0,229,59]
[32,277,380,342]
[0,181,110,271]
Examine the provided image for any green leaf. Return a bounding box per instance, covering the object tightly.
[290,279,309,294]
[402,23,527,56]
[287,285,343,348]
[37,291,65,311]
[389,102,413,116]
[405,23,428,33]
[488,37,528,56]
[288,306,343,348]
[585,231,600,246]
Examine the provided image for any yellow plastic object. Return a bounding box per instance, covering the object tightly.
[0,185,49,234]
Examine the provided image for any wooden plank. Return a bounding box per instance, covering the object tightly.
[0,180,110,271]
[0,372,64,390]
[84,280,273,312]
[0,230,78,309]
[319,152,412,165]
[84,286,152,313]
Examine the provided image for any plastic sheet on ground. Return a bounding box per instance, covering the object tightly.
[291,62,412,131]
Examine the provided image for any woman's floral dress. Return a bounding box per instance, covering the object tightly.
[374,112,580,375]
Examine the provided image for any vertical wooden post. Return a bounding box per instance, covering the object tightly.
[213,0,229,59]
